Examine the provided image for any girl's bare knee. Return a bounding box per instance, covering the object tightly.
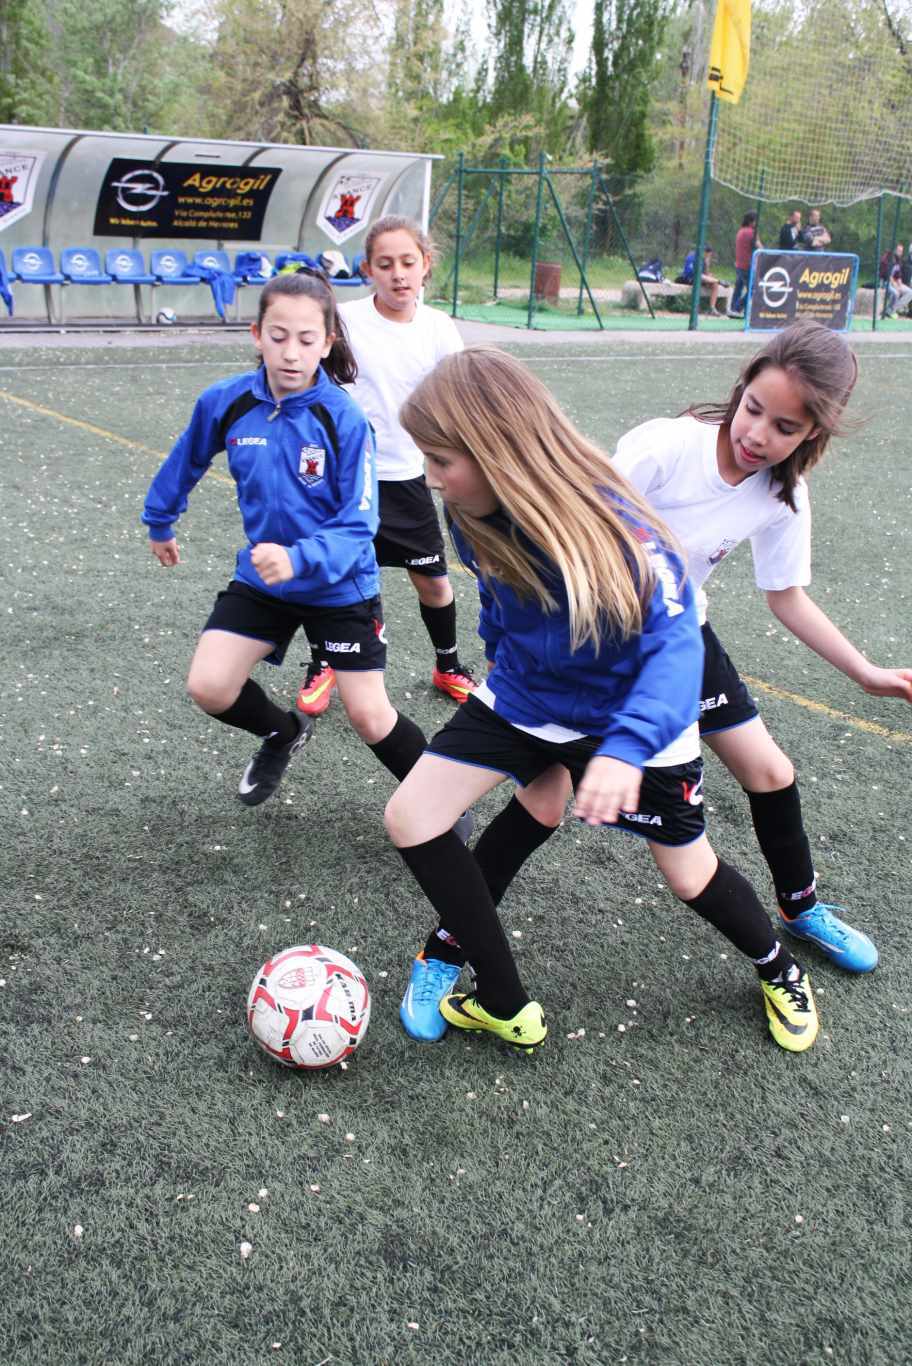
[187,675,232,715]
[384,792,412,846]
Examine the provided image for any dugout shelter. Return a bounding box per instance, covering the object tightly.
[0,126,437,326]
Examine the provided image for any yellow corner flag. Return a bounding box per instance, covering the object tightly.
[707,0,751,103]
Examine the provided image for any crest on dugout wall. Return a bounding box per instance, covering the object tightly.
[317,173,382,245]
[0,150,45,232]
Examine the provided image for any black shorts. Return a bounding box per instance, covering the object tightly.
[427,695,706,848]
[373,476,447,576]
[698,622,759,736]
[203,580,387,670]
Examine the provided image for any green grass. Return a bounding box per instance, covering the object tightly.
[1,340,910,1365]
[434,251,635,293]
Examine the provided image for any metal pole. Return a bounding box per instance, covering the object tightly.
[689,91,719,331]
[753,168,765,246]
[527,152,547,330]
[493,156,507,300]
[428,168,455,229]
[873,192,885,331]
[545,173,603,327]
[597,174,655,318]
[576,161,598,316]
[889,186,904,253]
[452,152,464,320]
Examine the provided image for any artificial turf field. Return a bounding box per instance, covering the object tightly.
[1,333,911,1366]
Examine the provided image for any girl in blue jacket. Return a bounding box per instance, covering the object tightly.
[142,271,428,807]
[385,347,819,1055]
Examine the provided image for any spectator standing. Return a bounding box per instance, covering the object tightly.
[801,208,831,250]
[778,210,802,250]
[729,211,761,317]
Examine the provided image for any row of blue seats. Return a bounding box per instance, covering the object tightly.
[2,245,366,288]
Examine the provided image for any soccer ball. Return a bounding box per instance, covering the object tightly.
[247,945,371,1069]
[156,307,177,325]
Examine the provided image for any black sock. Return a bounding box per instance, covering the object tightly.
[419,600,462,674]
[401,832,528,1018]
[751,940,798,983]
[368,711,426,781]
[474,795,559,906]
[685,859,796,973]
[747,782,818,917]
[422,796,559,967]
[212,679,296,744]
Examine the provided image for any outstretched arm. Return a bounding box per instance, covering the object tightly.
[767,586,912,703]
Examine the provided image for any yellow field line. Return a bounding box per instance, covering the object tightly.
[743,674,912,745]
[5,386,910,747]
[0,388,235,486]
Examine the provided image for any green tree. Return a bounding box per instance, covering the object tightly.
[582,0,669,175]
[0,0,56,124]
[197,0,384,146]
[483,0,574,154]
[41,0,194,131]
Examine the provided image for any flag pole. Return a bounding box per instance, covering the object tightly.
[689,91,719,332]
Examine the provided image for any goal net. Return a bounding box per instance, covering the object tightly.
[712,1,912,206]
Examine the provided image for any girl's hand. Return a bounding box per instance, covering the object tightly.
[574,756,642,827]
[251,543,294,585]
[151,538,179,567]
[859,665,912,704]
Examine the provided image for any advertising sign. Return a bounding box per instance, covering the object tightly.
[316,173,383,245]
[0,149,45,233]
[93,159,282,239]
[746,250,858,332]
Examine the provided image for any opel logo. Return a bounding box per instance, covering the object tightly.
[112,168,169,213]
[759,266,793,309]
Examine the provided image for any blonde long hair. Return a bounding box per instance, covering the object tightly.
[400,346,681,651]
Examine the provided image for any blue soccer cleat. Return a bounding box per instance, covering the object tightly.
[399,954,462,1042]
[778,903,878,973]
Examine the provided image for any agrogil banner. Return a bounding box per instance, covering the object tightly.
[94,159,282,239]
[746,250,859,331]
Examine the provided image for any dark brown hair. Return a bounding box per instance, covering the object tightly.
[364,215,434,279]
[688,319,858,511]
[255,271,357,385]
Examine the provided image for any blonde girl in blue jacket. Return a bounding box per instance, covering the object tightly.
[142,272,428,807]
[385,347,819,1055]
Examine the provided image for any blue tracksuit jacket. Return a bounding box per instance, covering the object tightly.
[142,365,378,606]
[450,511,704,769]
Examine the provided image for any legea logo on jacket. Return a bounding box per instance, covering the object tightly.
[299,445,326,486]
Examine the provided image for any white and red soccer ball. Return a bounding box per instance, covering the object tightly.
[247,945,371,1069]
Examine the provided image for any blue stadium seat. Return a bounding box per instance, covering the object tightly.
[61,247,113,285]
[193,249,232,275]
[106,248,156,324]
[150,250,199,285]
[12,246,64,284]
[233,251,273,284]
[11,246,64,323]
[0,248,14,316]
[105,248,155,285]
[274,251,322,273]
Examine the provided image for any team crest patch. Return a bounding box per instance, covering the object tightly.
[299,445,326,485]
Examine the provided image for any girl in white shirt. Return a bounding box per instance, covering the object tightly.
[613,319,912,974]
[296,216,475,716]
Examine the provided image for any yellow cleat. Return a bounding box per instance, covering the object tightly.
[761,965,819,1053]
[439,993,547,1052]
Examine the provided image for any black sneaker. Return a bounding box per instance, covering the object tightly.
[238,711,314,807]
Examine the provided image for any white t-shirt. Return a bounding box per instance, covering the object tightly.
[339,295,464,481]
[613,415,812,624]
